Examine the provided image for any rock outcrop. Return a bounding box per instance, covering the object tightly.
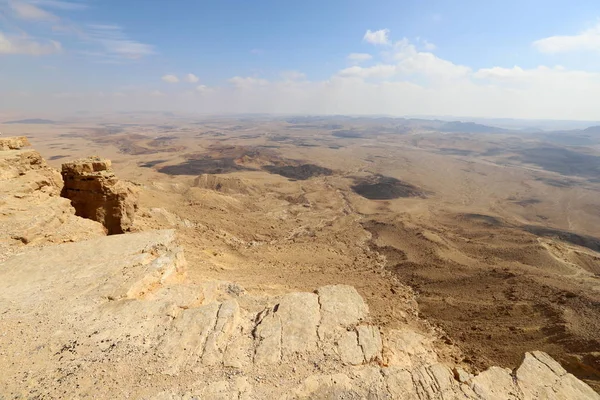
[0,135,30,150]
[193,173,256,194]
[1,138,598,399]
[0,137,105,261]
[61,156,139,234]
[0,228,598,398]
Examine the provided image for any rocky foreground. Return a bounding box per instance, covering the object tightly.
[0,137,598,399]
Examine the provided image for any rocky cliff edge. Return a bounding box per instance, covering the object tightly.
[0,137,598,399]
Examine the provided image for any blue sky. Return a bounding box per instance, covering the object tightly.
[2,0,600,119]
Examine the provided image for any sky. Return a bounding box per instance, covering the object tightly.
[1,0,600,120]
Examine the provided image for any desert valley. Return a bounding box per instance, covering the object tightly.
[1,113,599,398]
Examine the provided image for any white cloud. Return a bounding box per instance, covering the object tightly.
[347,53,372,64]
[5,33,600,120]
[185,73,199,83]
[28,0,88,10]
[161,74,179,83]
[86,24,154,59]
[393,40,471,80]
[533,22,600,53]
[474,65,597,84]
[0,31,62,55]
[422,40,436,51]
[363,29,390,45]
[3,1,154,61]
[229,76,269,88]
[10,1,58,21]
[338,64,397,79]
[280,70,306,81]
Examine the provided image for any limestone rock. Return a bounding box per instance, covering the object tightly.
[0,135,30,150]
[0,184,598,400]
[357,325,383,363]
[193,173,255,194]
[316,284,368,338]
[278,292,320,356]
[516,351,600,400]
[469,366,520,400]
[337,330,365,365]
[61,156,139,234]
[0,140,105,260]
[254,308,283,365]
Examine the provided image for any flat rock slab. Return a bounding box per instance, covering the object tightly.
[0,232,598,399]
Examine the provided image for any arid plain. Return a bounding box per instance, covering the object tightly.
[3,114,600,391]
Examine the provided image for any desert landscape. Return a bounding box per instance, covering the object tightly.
[1,113,599,398]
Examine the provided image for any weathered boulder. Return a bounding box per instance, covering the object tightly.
[61,156,139,234]
[0,138,105,260]
[193,173,255,194]
[1,229,599,399]
[1,138,598,399]
[0,135,30,150]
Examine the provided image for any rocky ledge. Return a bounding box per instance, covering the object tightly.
[61,156,139,234]
[0,137,598,399]
[0,137,105,261]
[0,229,597,399]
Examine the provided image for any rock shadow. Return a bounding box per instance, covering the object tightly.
[263,164,333,180]
[351,175,424,200]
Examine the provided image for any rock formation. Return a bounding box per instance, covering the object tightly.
[1,137,598,399]
[0,229,597,399]
[61,156,139,234]
[0,135,30,150]
[193,173,255,194]
[0,137,105,261]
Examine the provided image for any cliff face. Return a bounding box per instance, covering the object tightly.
[60,156,139,234]
[0,137,105,261]
[0,136,31,150]
[0,137,598,399]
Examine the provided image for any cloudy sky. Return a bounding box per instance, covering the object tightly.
[1,0,600,120]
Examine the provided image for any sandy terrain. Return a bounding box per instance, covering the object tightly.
[2,114,599,391]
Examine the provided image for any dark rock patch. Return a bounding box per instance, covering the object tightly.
[517,147,600,178]
[514,198,542,207]
[438,148,475,156]
[269,135,291,142]
[534,177,575,188]
[263,164,333,180]
[49,155,69,161]
[332,130,364,139]
[158,157,252,175]
[459,213,504,226]
[352,175,424,200]
[139,159,167,168]
[522,225,600,253]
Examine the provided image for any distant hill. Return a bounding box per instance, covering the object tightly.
[4,119,56,124]
[582,126,600,134]
[438,121,511,134]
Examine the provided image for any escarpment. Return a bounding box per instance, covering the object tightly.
[60,156,139,234]
[0,137,598,399]
[0,137,105,261]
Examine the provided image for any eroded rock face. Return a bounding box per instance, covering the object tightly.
[0,138,105,260]
[2,138,598,399]
[1,229,598,399]
[0,136,30,150]
[61,156,139,234]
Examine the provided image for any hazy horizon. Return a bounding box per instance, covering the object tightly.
[2,0,600,120]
